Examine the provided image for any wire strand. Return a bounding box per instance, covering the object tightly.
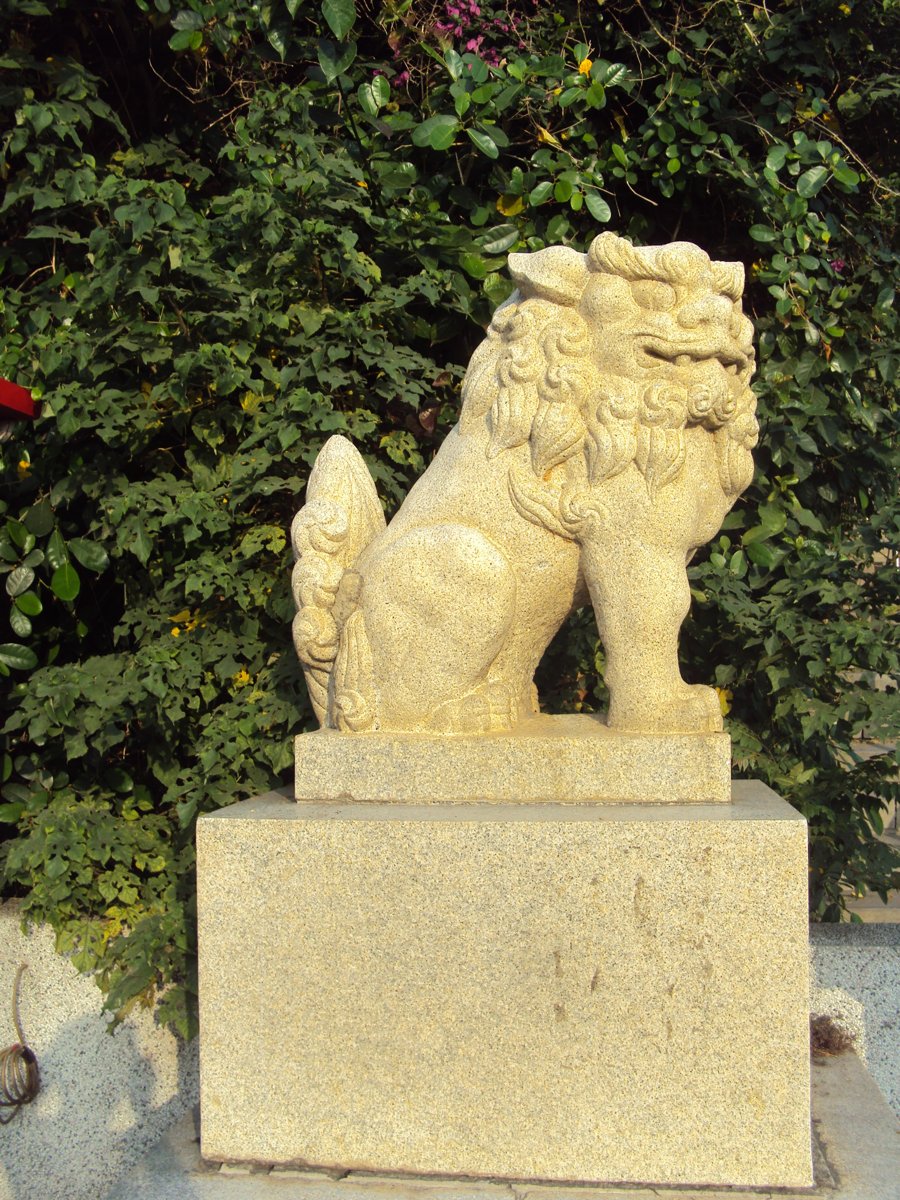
[0,964,39,1125]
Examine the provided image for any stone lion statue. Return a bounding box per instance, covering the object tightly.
[291,232,757,735]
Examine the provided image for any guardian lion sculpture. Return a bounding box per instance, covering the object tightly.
[291,232,757,735]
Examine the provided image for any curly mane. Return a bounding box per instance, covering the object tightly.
[458,233,758,534]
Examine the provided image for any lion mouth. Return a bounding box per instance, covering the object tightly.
[639,335,751,376]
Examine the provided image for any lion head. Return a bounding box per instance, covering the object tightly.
[458,232,758,538]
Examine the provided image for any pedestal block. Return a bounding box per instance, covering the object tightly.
[294,716,732,804]
[197,781,812,1189]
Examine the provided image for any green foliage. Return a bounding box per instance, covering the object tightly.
[1,0,897,1033]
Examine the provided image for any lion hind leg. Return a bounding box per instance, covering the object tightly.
[359,524,518,732]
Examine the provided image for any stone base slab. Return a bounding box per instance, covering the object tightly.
[294,714,731,804]
[197,781,811,1189]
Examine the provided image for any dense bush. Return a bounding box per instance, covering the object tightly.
[1,0,897,1036]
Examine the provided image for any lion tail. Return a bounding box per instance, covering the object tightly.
[290,436,385,726]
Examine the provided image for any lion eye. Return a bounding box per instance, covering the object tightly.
[630,280,677,311]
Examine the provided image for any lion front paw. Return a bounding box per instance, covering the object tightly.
[429,682,518,734]
[608,683,723,735]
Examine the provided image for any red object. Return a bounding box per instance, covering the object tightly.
[0,379,36,420]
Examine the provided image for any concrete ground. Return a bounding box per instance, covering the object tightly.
[104,1052,899,1200]
[809,923,900,1117]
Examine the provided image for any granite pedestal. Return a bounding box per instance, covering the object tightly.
[197,780,812,1189]
[294,716,732,805]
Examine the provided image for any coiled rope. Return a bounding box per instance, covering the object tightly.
[0,964,39,1125]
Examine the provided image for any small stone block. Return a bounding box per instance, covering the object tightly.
[197,781,811,1188]
[294,714,731,804]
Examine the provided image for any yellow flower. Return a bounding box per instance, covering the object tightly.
[715,687,733,716]
[839,2,851,12]
[171,626,181,637]
[356,180,368,188]
[578,58,592,75]
[233,668,251,688]
[17,458,31,479]
[552,86,562,95]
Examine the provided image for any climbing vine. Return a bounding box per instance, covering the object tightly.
[1,0,897,1035]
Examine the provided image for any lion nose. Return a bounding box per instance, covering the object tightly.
[677,294,732,331]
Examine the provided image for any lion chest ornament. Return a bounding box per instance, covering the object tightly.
[291,233,757,745]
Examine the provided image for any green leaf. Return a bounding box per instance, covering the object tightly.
[529,181,554,205]
[467,128,499,159]
[7,520,31,551]
[745,541,779,568]
[558,87,582,108]
[0,643,38,670]
[459,253,490,280]
[266,25,288,60]
[321,0,356,40]
[132,519,153,566]
[796,166,829,199]
[6,566,35,598]
[480,224,519,255]
[171,9,203,30]
[51,564,81,602]
[594,62,628,88]
[46,529,69,570]
[69,538,109,573]
[484,272,515,306]
[317,39,357,83]
[24,499,54,537]
[832,163,860,187]
[9,607,31,637]
[14,591,42,617]
[453,90,471,118]
[743,504,787,544]
[585,193,612,222]
[358,82,378,117]
[169,29,198,51]
[411,115,460,151]
[749,225,778,243]
[758,504,787,535]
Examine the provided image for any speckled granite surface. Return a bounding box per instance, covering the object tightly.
[294,716,731,804]
[197,781,811,1188]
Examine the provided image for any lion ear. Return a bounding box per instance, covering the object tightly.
[508,246,589,306]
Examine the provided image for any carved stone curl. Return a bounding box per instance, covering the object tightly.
[291,232,757,735]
